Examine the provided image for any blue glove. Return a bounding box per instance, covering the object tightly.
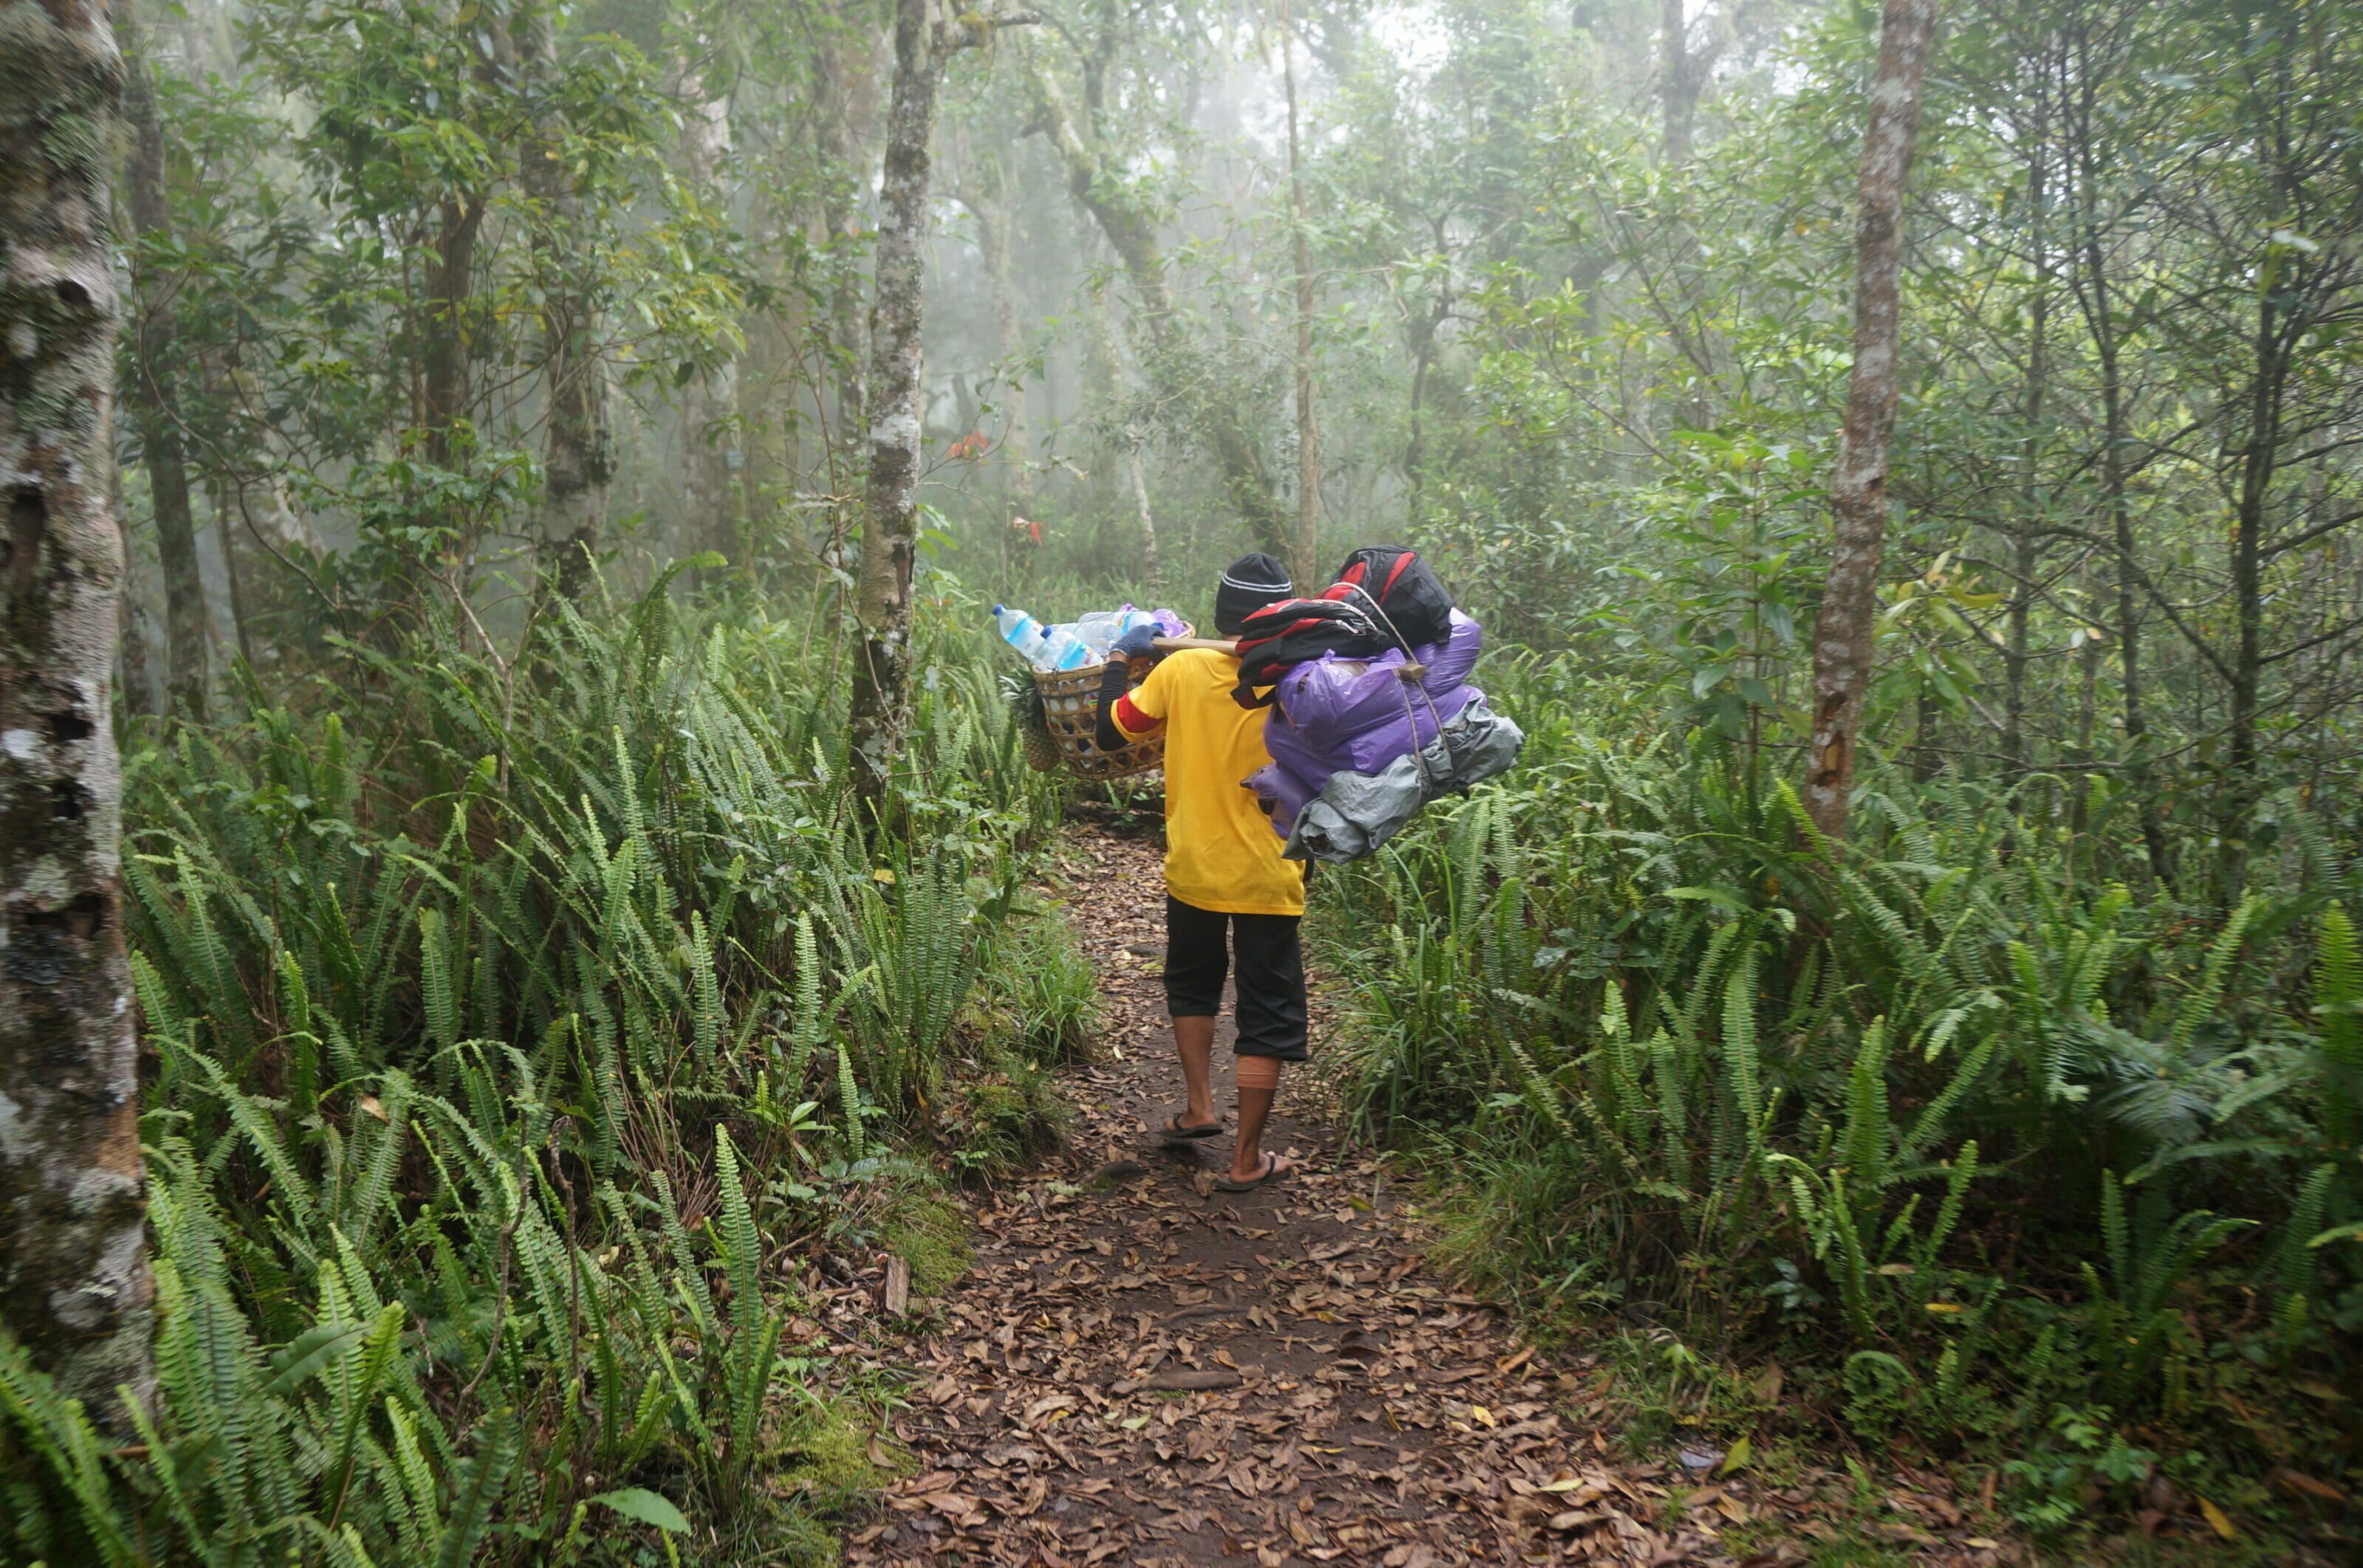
[1111,623,1161,661]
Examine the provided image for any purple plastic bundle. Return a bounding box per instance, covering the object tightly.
[1244,611,1484,837]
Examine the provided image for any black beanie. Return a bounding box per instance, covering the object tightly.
[1213,552,1293,635]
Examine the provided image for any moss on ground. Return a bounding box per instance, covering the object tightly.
[874,1192,974,1296]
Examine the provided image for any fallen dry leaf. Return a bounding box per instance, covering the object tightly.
[1145,1368,1241,1392]
[829,823,2026,1568]
[2271,1468,2349,1505]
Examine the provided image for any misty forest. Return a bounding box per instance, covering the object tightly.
[3,0,2362,1561]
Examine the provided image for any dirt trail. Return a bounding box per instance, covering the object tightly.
[840,825,2000,1568]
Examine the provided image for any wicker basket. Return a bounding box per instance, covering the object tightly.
[1021,619,1200,779]
[1034,656,1161,780]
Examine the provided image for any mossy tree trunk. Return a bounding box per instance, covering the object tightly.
[848,0,1034,815]
[1805,0,1938,844]
[0,0,154,1428]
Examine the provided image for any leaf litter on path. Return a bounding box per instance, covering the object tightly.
[839,826,2020,1567]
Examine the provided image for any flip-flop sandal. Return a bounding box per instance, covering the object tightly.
[1213,1154,1294,1192]
[1159,1113,1222,1144]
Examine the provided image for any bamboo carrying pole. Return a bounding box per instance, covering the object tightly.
[1150,636,1240,654]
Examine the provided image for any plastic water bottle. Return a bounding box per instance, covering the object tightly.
[1077,606,1160,659]
[1038,624,1091,670]
[992,604,1053,669]
[1072,609,1135,660]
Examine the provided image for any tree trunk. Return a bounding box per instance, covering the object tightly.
[848,0,1033,813]
[2229,293,2283,787]
[1026,56,1291,557]
[809,33,869,621]
[958,149,1034,517]
[1803,0,1938,845]
[1659,0,1707,162]
[1083,263,1122,526]
[0,0,154,1425]
[676,74,741,570]
[1283,6,1322,588]
[1125,428,1159,590]
[2004,96,2048,776]
[420,196,486,469]
[112,461,154,718]
[1405,281,1450,508]
[114,0,207,719]
[814,16,871,459]
[1913,682,1940,783]
[2072,92,2170,878]
[205,475,255,670]
[519,1,610,598]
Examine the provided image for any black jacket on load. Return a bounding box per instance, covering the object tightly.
[1229,547,1456,708]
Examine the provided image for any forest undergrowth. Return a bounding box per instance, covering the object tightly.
[12,0,2363,1558]
[1311,654,2362,1561]
[6,562,2357,1565]
[0,579,1097,1566]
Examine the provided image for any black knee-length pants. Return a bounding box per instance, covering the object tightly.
[1162,895,1308,1061]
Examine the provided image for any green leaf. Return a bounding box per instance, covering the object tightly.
[593,1488,690,1533]
[263,1320,365,1398]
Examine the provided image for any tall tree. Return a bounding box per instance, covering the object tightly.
[0,0,154,1423]
[1282,0,1322,587]
[113,0,209,719]
[848,0,1034,812]
[2188,7,2363,795]
[675,69,742,568]
[419,190,487,469]
[1659,0,1721,162]
[1024,48,1293,559]
[2055,0,2172,873]
[519,0,611,598]
[814,4,874,456]
[950,138,1035,520]
[1804,0,1939,842]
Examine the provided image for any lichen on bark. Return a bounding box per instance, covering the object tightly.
[1,0,154,1428]
[848,0,1035,815]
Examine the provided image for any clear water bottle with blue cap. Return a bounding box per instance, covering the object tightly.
[992,604,1054,669]
[1073,606,1149,660]
[1038,623,1091,670]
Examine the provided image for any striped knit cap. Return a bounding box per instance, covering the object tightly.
[1213,553,1294,635]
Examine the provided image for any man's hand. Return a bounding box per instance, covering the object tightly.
[1110,623,1160,662]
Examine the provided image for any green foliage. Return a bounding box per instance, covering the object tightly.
[1323,656,2360,1521]
[973,899,1102,1068]
[2,580,1060,1564]
[2000,1407,2163,1535]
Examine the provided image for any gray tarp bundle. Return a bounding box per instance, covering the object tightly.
[1280,695,1526,863]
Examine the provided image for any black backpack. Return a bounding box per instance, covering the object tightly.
[1325,547,1454,651]
[1229,547,1455,707]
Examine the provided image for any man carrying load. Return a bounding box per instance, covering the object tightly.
[1093,554,1304,1192]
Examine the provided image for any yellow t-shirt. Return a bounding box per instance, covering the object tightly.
[1113,649,1307,917]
